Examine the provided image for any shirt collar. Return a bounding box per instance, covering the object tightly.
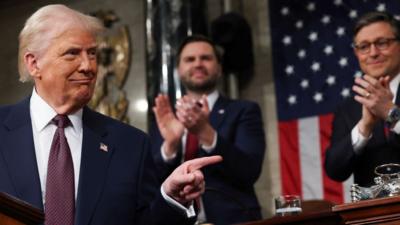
[390,74,400,100]
[206,90,219,110]
[30,88,83,132]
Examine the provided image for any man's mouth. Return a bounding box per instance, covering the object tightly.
[191,69,208,78]
[70,78,94,84]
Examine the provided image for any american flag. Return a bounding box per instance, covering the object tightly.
[269,0,400,204]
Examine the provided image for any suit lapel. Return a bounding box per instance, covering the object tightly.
[0,98,43,209]
[210,96,229,129]
[75,107,113,225]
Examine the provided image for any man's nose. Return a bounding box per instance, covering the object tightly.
[368,44,380,56]
[193,58,203,67]
[79,53,94,73]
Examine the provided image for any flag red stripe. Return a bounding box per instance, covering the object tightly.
[319,114,344,204]
[279,120,302,196]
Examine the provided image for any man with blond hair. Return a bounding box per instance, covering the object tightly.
[0,4,221,225]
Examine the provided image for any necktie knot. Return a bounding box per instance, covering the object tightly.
[53,115,70,128]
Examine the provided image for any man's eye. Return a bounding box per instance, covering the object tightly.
[376,39,389,46]
[184,57,195,63]
[358,44,369,51]
[88,49,97,58]
[65,49,80,55]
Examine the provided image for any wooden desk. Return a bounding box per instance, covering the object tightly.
[333,196,400,224]
[238,196,400,225]
[237,209,341,225]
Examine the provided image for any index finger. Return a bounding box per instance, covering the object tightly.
[186,156,223,172]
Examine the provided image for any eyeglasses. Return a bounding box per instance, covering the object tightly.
[352,37,399,54]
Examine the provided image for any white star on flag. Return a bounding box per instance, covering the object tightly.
[349,10,358,19]
[296,20,304,29]
[283,35,292,45]
[298,49,306,59]
[341,88,351,98]
[377,3,386,12]
[338,57,348,67]
[288,95,297,105]
[333,0,342,6]
[336,27,345,36]
[324,45,334,55]
[354,71,363,78]
[285,65,294,75]
[300,79,309,89]
[309,32,318,42]
[313,92,323,103]
[311,62,321,72]
[307,2,316,11]
[326,75,336,86]
[321,15,331,25]
[281,7,290,16]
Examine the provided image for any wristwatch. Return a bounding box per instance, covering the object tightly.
[386,106,400,128]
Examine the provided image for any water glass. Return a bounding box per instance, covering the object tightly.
[274,195,302,216]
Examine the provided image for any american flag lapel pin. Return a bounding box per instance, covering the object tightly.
[100,143,108,152]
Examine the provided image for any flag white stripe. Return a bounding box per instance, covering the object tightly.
[299,117,323,199]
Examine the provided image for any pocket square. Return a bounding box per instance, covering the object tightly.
[100,143,108,152]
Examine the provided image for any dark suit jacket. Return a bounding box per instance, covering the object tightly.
[0,97,193,225]
[325,98,400,187]
[150,96,266,225]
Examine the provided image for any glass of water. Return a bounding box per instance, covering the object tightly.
[275,195,302,216]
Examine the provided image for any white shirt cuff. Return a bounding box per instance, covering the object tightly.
[201,132,217,153]
[351,125,371,154]
[160,143,177,163]
[160,185,196,218]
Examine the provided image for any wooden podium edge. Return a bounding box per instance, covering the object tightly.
[332,195,400,212]
[0,192,44,225]
[332,195,400,223]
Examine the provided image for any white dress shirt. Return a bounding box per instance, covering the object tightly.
[352,74,400,154]
[30,89,83,203]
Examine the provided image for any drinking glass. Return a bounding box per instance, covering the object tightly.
[274,195,302,216]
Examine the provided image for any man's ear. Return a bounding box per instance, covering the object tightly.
[24,52,40,79]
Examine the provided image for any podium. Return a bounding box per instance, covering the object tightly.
[333,196,400,224]
[0,192,44,225]
[238,196,400,225]
[237,209,341,225]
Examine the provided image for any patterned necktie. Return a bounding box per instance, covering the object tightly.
[184,132,203,216]
[184,132,199,161]
[45,115,75,225]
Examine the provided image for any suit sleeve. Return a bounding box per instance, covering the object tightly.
[148,120,182,182]
[135,136,195,225]
[202,102,266,187]
[324,105,357,182]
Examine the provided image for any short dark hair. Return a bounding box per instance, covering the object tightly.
[176,34,222,66]
[353,11,400,40]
